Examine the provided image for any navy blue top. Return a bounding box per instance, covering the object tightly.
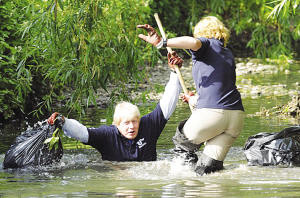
[86,104,167,161]
[191,37,244,111]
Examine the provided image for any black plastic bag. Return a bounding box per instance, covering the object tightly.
[3,120,63,169]
[244,126,300,166]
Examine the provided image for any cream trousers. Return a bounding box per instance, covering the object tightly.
[182,108,244,161]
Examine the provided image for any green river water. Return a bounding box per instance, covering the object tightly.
[0,62,300,197]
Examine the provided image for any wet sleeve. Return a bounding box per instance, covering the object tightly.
[159,72,182,120]
[62,118,89,143]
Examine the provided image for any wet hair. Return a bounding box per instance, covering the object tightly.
[193,16,230,46]
[113,101,140,126]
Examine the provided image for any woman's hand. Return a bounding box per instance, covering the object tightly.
[180,91,195,103]
[137,24,162,47]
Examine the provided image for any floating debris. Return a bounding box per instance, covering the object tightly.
[257,94,300,119]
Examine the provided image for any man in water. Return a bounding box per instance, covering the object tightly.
[48,48,183,161]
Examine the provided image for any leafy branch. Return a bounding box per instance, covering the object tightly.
[44,127,64,150]
[16,0,154,118]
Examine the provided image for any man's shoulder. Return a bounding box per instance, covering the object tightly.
[87,124,118,136]
[139,103,167,133]
[140,103,164,121]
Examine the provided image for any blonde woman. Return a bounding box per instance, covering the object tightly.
[138,16,244,175]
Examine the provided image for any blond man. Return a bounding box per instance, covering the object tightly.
[48,50,183,161]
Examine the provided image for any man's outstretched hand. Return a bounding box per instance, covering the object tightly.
[47,112,65,128]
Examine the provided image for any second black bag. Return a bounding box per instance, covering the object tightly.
[243,126,300,166]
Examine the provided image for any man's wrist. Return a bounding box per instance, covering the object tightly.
[169,71,181,86]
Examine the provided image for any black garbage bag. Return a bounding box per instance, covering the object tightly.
[3,120,63,169]
[244,126,300,166]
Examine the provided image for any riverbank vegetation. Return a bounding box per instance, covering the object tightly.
[258,94,300,120]
[0,0,299,122]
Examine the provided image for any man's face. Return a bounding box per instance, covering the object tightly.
[117,117,140,140]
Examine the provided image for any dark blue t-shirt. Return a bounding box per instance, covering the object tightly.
[191,37,244,111]
[86,104,167,161]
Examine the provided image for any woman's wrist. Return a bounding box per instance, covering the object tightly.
[156,38,168,49]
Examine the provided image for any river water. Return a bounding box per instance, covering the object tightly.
[1,62,300,197]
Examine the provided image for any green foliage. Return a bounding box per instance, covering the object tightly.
[44,127,64,150]
[149,0,299,59]
[1,0,299,122]
[148,0,192,36]
[246,0,300,59]
[0,0,31,120]
[267,0,300,18]
[16,0,155,118]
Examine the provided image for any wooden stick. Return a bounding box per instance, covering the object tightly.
[154,13,189,94]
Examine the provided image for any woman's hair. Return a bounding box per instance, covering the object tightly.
[113,101,140,126]
[193,16,230,46]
